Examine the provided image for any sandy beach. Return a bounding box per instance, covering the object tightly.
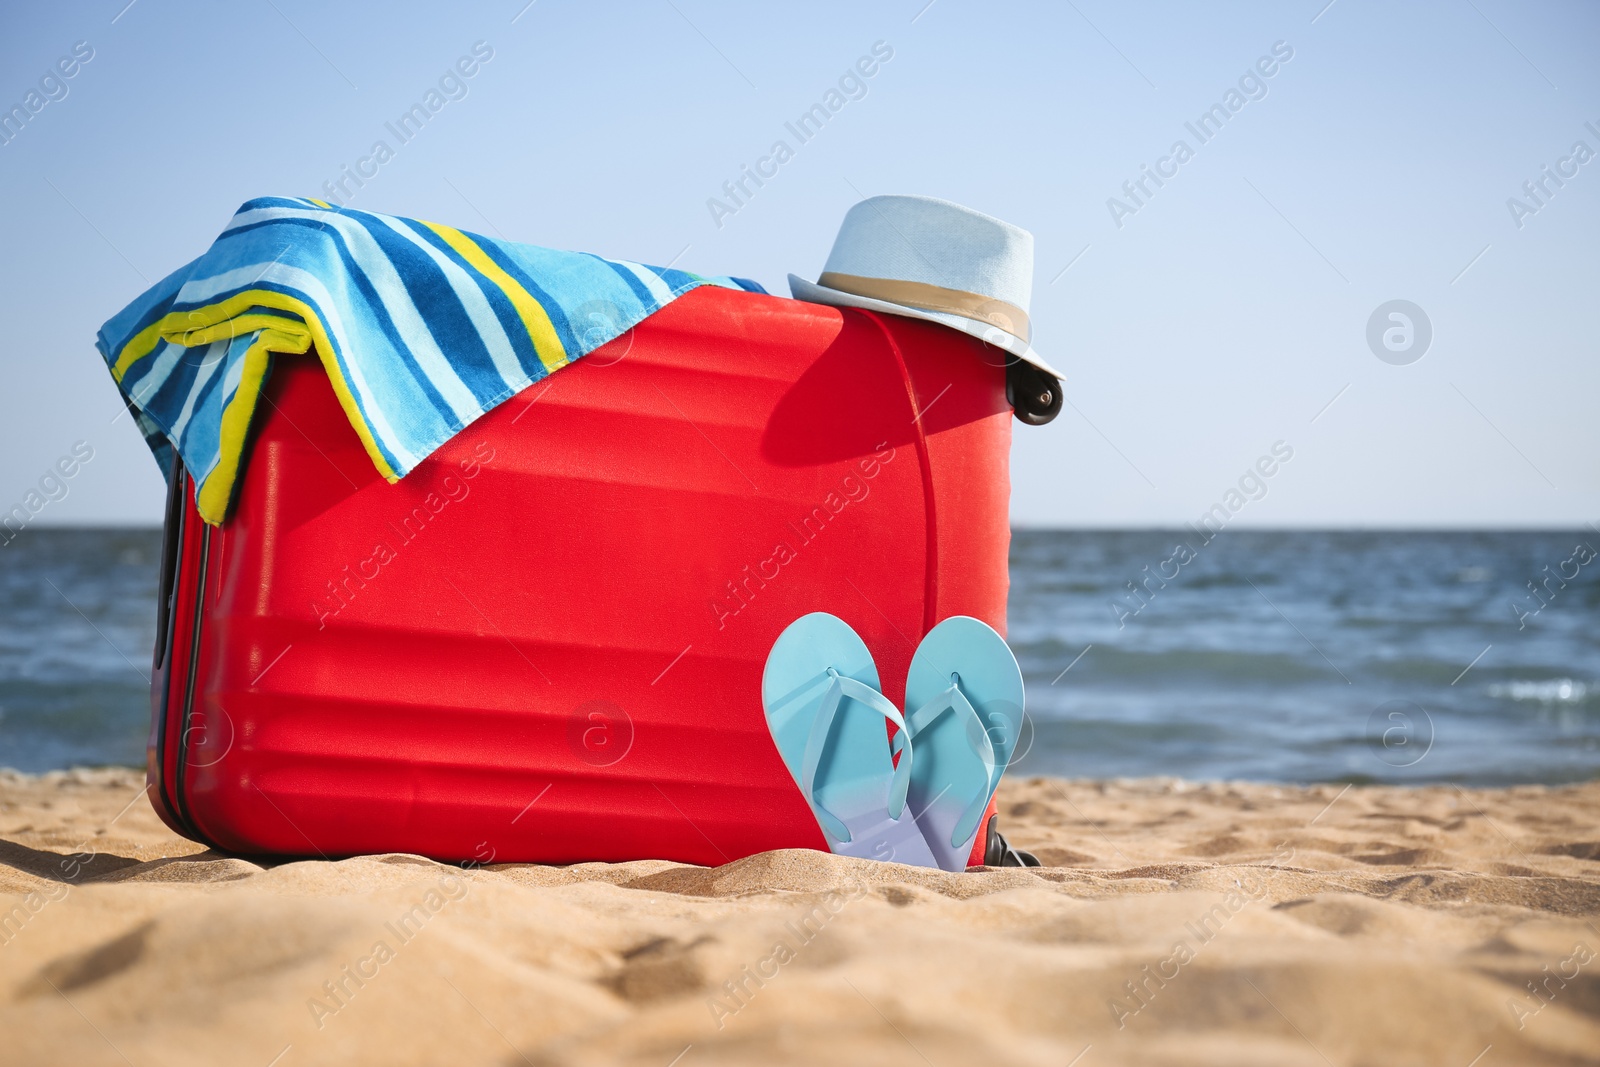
[3,768,1598,1067]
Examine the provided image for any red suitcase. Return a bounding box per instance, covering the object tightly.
[147,285,1018,867]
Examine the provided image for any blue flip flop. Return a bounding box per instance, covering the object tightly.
[903,616,1025,871]
[762,613,938,866]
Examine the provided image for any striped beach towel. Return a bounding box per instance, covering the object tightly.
[97,196,764,524]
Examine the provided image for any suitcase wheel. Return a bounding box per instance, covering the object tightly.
[1007,361,1063,426]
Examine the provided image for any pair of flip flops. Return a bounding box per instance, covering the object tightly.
[761,613,1025,871]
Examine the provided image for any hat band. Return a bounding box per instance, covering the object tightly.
[817,272,1031,342]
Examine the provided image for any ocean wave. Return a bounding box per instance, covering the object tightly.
[1015,644,1338,684]
[1487,679,1591,704]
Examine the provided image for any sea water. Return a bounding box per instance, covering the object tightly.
[1009,529,1599,785]
[1,528,1595,784]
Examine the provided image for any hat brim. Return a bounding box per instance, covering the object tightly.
[787,274,1063,379]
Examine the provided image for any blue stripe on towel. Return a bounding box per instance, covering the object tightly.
[96,197,767,523]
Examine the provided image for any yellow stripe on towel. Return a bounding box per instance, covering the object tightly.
[194,336,280,523]
[418,221,570,374]
[224,290,403,487]
[114,290,402,522]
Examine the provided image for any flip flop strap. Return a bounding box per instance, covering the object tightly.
[800,669,914,843]
[905,680,999,848]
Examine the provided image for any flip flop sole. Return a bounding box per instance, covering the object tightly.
[904,615,1025,871]
[762,612,937,865]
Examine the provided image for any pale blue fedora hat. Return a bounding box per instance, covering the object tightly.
[789,194,1061,378]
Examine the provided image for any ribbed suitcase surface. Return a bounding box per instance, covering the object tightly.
[148,285,1012,865]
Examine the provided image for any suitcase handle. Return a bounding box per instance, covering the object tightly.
[152,452,187,670]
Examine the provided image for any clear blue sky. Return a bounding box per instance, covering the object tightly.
[2,0,1595,527]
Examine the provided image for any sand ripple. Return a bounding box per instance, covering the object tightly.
[2,768,1597,1065]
